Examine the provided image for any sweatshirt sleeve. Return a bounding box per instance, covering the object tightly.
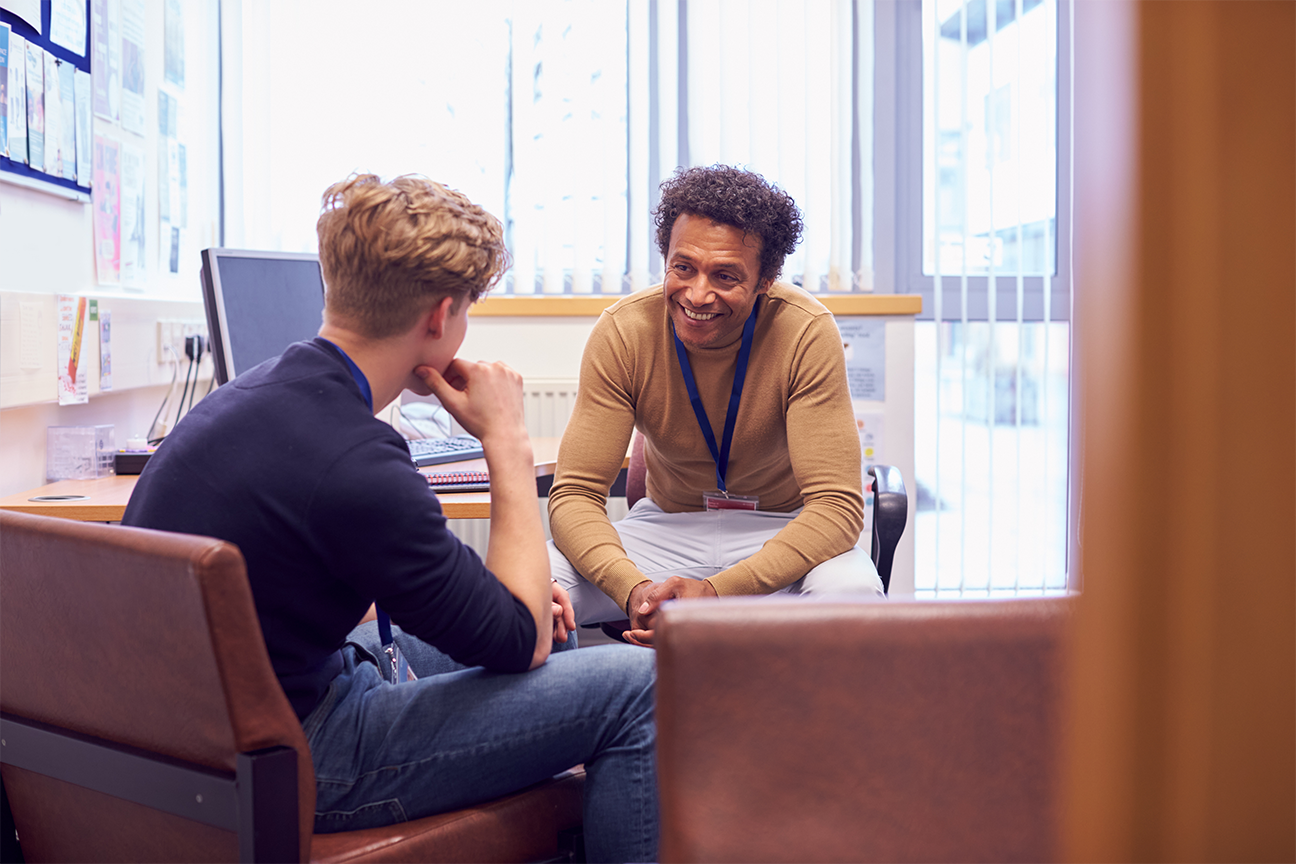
[547,314,647,613]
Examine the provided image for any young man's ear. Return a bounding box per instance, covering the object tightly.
[426,295,458,339]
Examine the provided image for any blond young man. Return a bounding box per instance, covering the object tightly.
[124,174,657,862]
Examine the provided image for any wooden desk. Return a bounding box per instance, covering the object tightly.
[0,438,592,523]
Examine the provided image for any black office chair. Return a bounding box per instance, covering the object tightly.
[596,434,909,642]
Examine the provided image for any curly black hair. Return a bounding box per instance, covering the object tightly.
[653,165,804,287]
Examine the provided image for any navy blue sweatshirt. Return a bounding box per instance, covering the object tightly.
[123,339,536,719]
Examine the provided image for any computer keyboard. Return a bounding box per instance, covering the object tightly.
[406,434,486,467]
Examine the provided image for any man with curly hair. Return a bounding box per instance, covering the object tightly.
[548,165,884,646]
[124,174,657,862]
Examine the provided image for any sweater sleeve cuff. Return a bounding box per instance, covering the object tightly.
[597,560,652,616]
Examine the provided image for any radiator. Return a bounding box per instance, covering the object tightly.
[447,378,630,556]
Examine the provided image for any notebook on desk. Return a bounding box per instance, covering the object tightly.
[425,469,490,494]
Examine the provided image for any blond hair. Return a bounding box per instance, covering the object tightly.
[316,174,510,339]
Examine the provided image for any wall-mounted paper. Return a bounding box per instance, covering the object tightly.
[92,134,120,284]
[58,58,75,179]
[23,40,41,167]
[1,0,42,35]
[90,0,109,116]
[49,0,87,55]
[19,301,41,370]
[7,31,26,162]
[163,0,182,88]
[41,49,58,174]
[74,66,89,183]
[119,0,144,135]
[99,309,112,390]
[0,24,9,158]
[57,294,90,405]
[839,317,887,402]
[120,140,146,287]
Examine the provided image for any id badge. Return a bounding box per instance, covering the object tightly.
[383,641,415,684]
[704,491,759,511]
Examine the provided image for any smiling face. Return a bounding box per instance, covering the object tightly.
[664,213,769,350]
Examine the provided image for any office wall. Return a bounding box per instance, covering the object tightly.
[0,0,219,495]
[1065,1,1295,859]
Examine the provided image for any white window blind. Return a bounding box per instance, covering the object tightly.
[227,0,873,296]
[911,0,1071,594]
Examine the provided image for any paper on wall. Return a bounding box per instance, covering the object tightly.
[49,0,87,55]
[92,134,121,284]
[106,0,119,119]
[855,411,886,528]
[23,41,41,167]
[163,0,182,88]
[74,67,90,183]
[58,58,75,179]
[99,310,113,390]
[90,0,109,116]
[1,24,9,158]
[119,0,145,136]
[6,31,25,162]
[0,0,42,35]
[42,50,58,174]
[120,140,146,287]
[57,294,90,405]
[19,301,40,370]
[839,317,886,402]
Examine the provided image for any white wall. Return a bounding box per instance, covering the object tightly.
[0,0,220,496]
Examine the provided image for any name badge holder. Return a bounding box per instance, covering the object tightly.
[702,491,759,511]
[672,298,761,513]
[377,609,414,684]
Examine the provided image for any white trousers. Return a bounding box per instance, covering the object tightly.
[549,498,886,626]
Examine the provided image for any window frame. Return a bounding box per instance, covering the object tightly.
[891,0,1073,322]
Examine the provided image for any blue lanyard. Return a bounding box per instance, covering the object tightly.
[319,338,374,412]
[671,298,759,493]
[320,338,408,680]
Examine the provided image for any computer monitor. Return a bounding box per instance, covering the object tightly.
[200,248,326,385]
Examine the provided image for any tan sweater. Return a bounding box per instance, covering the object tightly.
[548,282,865,611]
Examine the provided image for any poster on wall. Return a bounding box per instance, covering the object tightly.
[49,0,87,55]
[90,0,109,116]
[1,24,9,157]
[92,133,120,284]
[118,0,144,135]
[839,317,886,402]
[7,31,26,162]
[120,140,145,287]
[1,0,42,34]
[58,57,74,179]
[73,66,89,182]
[162,0,181,88]
[23,39,41,166]
[99,309,112,390]
[856,411,887,531]
[41,49,57,174]
[57,294,90,405]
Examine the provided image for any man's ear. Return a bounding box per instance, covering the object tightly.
[425,295,457,339]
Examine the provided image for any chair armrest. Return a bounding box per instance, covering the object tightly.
[867,464,908,593]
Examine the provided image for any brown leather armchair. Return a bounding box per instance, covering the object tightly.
[0,510,583,863]
[655,595,1074,863]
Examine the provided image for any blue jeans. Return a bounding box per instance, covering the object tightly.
[302,623,658,863]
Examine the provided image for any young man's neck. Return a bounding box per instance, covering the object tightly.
[317,324,412,414]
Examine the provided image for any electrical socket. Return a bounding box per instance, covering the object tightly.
[156,318,209,363]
